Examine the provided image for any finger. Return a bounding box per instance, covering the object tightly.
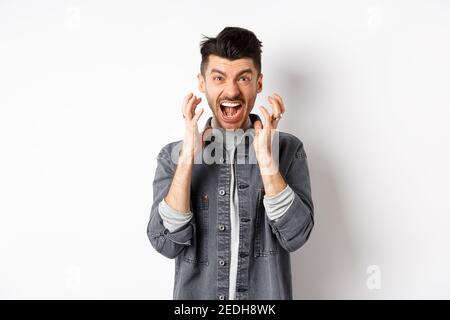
[192,106,204,123]
[181,93,194,116]
[185,94,199,120]
[253,119,263,135]
[187,95,200,119]
[273,93,286,114]
[183,92,193,105]
[273,94,285,115]
[257,106,272,153]
[202,127,212,138]
[182,93,196,119]
[270,94,285,129]
[259,105,272,128]
[268,95,282,119]
[201,127,213,149]
[191,97,202,117]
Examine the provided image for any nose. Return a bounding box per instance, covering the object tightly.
[223,79,241,99]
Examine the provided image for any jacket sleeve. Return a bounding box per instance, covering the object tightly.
[266,141,314,253]
[146,145,194,259]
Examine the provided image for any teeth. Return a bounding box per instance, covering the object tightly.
[220,101,242,118]
[221,102,241,107]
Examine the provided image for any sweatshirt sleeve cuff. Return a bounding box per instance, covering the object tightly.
[158,198,193,233]
[263,184,295,221]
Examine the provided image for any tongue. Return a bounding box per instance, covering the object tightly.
[224,106,238,116]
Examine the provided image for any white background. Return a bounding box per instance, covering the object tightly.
[1,0,449,299]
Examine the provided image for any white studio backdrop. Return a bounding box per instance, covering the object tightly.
[1,0,449,299]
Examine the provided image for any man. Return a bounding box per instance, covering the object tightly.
[147,27,314,300]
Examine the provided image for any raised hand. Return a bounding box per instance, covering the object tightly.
[180,92,204,162]
[253,93,286,173]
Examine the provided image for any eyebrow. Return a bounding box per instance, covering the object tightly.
[210,68,254,76]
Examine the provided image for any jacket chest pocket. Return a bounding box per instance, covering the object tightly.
[254,188,281,257]
[183,194,209,265]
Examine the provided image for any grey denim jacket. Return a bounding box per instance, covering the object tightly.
[147,113,314,300]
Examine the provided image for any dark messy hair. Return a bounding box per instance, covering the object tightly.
[199,26,263,76]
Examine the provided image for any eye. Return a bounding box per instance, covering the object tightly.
[239,76,249,81]
[213,76,223,81]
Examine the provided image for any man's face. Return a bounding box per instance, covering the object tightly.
[197,55,263,130]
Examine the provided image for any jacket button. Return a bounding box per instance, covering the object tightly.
[218,294,225,300]
[218,189,225,196]
[219,260,226,266]
[218,225,225,231]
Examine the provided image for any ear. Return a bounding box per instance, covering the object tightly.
[256,73,263,93]
[197,73,206,93]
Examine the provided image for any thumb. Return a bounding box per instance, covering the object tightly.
[253,120,262,135]
[192,107,204,123]
[201,126,212,149]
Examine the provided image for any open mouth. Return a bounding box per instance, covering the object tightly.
[219,101,244,123]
